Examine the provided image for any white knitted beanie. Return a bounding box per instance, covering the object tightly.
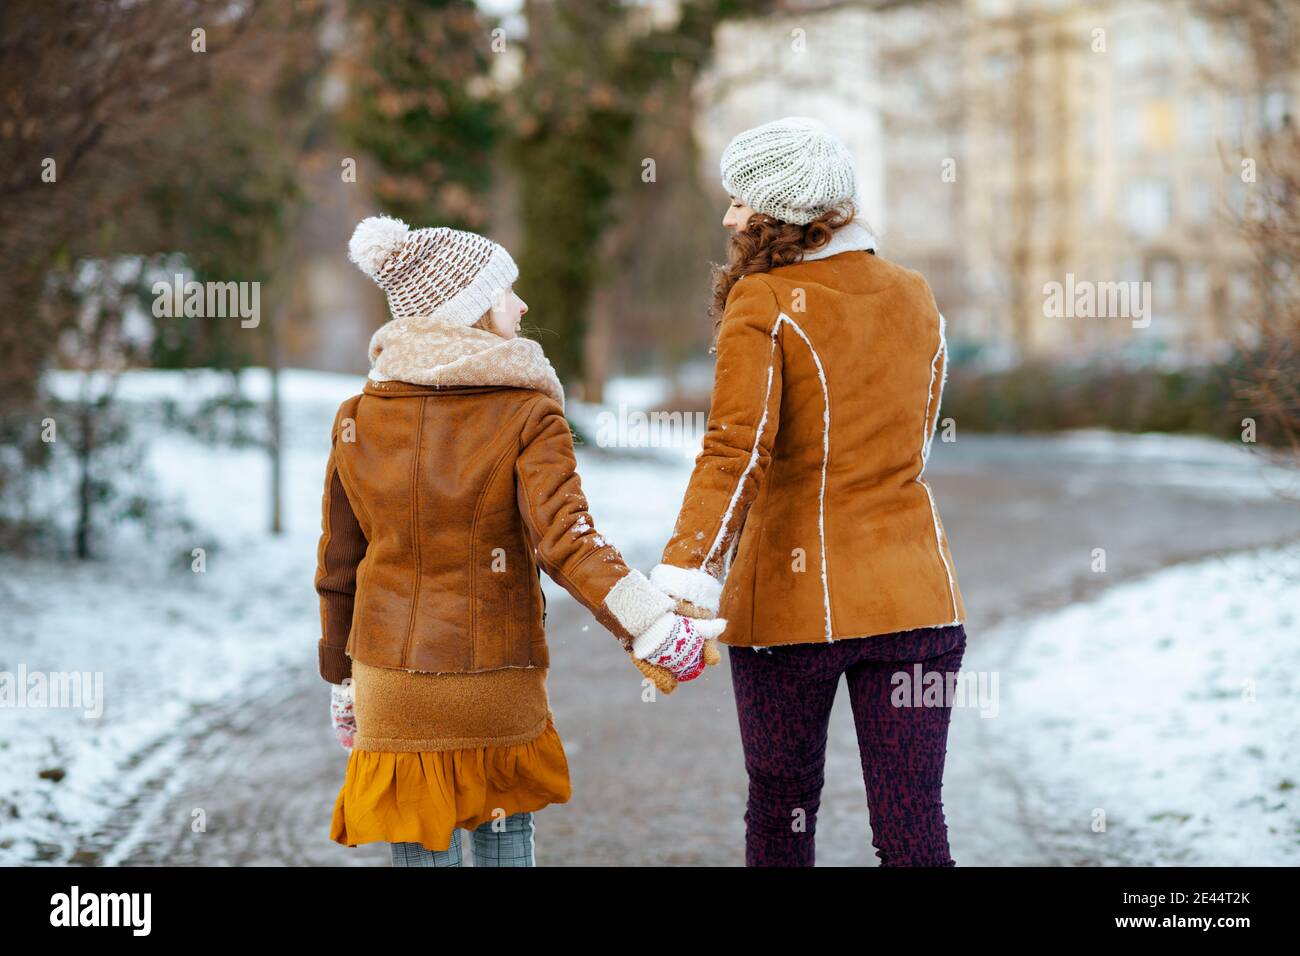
[719,116,857,225]
[348,215,519,326]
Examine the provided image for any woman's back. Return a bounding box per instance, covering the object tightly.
[655,232,965,646]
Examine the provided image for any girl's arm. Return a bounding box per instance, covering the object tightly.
[650,275,784,613]
[313,400,367,684]
[514,397,687,653]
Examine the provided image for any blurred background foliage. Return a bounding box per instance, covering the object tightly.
[0,0,1295,556]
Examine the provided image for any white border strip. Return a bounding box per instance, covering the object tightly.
[774,312,833,640]
[918,310,959,622]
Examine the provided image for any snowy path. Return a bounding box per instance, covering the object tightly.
[3,371,1297,865]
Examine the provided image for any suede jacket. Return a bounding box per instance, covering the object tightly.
[649,221,966,647]
[314,321,675,683]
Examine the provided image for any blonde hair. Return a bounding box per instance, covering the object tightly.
[471,310,495,333]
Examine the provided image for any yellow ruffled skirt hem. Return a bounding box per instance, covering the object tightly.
[330,716,572,853]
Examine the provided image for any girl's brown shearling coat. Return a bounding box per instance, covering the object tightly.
[314,328,643,685]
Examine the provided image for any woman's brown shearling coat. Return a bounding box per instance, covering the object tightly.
[656,241,966,647]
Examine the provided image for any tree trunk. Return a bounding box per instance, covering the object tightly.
[74,402,94,560]
[583,283,613,404]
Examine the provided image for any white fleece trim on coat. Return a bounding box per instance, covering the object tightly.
[922,311,946,468]
[918,310,960,623]
[702,331,779,572]
[799,220,878,262]
[603,568,674,641]
[649,563,723,615]
[774,313,833,641]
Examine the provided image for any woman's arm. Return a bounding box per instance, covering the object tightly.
[651,275,783,613]
[313,401,367,684]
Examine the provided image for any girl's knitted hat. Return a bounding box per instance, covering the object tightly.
[719,116,857,225]
[348,215,518,326]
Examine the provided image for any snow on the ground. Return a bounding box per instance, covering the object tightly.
[980,543,1300,865]
[0,369,694,864]
[1,369,367,863]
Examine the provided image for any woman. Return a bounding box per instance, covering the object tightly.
[649,116,968,866]
[316,217,721,867]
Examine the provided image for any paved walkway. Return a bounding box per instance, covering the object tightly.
[72,435,1300,865]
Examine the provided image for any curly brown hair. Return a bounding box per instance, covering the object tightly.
[709,201,860,338]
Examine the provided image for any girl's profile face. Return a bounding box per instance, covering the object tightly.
[723,195,756,232]
[486,286,527,339]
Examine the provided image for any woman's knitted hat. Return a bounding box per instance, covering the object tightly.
[348,215,518,326]
[719,116,857,225]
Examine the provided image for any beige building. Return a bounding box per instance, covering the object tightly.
[286,0,1293,375]
[696,0,1295,365]
[957,0,1290,364]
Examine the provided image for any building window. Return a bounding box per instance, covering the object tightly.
[1148,258,1179,316]
[1182,95,1213,149]
[1186,16,1216,65]
[1082,184,1103,223]
[1227,94,1250,141]
[1228,270,1256,311]
[1113,20,1146,73]
[1077,109,1095,156]
[1143,100,1176,152]
[1125,179,1173,236]
[1184,262,1208,310]
[1118,102,1143,154]
[1187,177,1214,222]
[1263,89,1291,134]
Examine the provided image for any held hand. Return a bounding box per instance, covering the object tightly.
[671,598,721,670]
[330,678,357,751]
[606,568,723,694]
[673,597,716,620]
[632,612,726,691]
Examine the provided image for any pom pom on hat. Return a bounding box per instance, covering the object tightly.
[349,215,410,278]
[347,215,520,327]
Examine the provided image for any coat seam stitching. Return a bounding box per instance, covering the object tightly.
[399,397,427,667]
[471,443,517,668]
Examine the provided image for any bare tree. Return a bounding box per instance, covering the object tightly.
[1191,0,1299,459]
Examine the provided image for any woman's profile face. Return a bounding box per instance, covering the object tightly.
[723,196,756,232]
[486,286,527,339]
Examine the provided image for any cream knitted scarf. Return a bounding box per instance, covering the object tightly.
[367,318,566,409]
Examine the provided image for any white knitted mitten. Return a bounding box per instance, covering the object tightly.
[632,613,727,682]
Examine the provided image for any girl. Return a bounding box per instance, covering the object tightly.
[647,117,969,866]
[315,216,723,866]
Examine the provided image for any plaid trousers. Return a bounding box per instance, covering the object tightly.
[389,812,537,867]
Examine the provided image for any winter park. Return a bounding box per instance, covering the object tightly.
[1,0,1298,909]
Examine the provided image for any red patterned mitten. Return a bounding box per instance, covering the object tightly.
[329,679,357,751]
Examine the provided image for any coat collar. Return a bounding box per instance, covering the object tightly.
[367,318,566,409]
[800,219,878,262]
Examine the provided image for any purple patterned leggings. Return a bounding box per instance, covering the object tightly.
[728,624,967,867]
